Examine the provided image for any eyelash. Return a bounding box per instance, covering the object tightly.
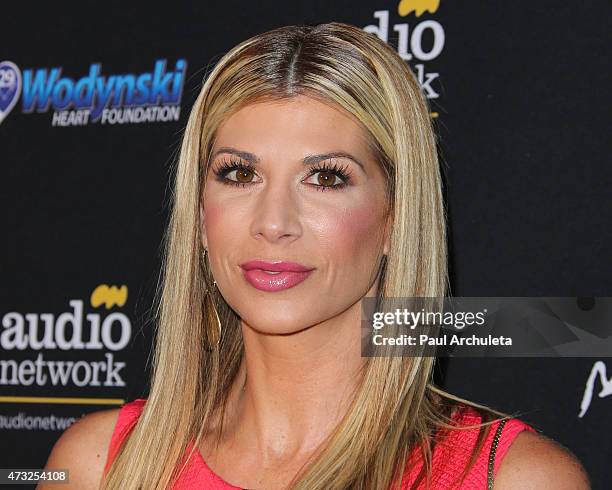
[211,157,352,192]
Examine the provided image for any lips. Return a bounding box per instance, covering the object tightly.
[240,260,315,291]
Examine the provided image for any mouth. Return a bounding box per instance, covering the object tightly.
[239,260,315,292]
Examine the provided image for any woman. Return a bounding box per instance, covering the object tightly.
[41,22,590,489]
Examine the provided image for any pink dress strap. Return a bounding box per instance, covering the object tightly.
[401,405,537,489]
[103,398,147,475]
[102,398,242,489]
[489,413,537,480]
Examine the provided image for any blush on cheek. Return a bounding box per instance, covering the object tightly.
[201,202,223,241]
[329,205,385,251]
[202,194,254,260]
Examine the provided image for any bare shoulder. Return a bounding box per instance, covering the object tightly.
[494,430,591,489]
[37,408,121,490]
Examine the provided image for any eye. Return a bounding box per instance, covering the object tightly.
[303,161,352,191]
[212,158,258,187]
[304,170,342,188]
[227,166,256,184]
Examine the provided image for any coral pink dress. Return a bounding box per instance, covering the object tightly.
[104,398,536,489]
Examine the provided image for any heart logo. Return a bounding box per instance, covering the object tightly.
[0,61,22,125]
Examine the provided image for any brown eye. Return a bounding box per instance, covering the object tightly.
[316,171,340,187]
[234,167,255,183]
[213,159,259,187]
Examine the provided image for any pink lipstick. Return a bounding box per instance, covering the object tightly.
[240,260,315,292]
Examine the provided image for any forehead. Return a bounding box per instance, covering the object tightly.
[211,95,372,157]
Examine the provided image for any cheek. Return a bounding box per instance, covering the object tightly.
[316,203,385,261]
[203,201,221,234]
[201,201,225,243]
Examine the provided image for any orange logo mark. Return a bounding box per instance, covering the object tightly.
[90,284,128,309]
[398,0,440,17]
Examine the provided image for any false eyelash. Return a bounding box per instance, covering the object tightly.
[309,160,352,191]
[212,157,255,188]
[211,157,353,191]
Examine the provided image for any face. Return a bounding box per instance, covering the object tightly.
[200,94,391,334]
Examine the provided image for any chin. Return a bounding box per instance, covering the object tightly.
[238,310,321,335]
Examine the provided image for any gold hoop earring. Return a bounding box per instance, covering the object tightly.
[203,247,221,348]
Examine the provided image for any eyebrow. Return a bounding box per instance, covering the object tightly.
[211,147,366,173]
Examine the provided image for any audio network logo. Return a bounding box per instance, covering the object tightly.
[0,285,132,388]
[364,0,444,114]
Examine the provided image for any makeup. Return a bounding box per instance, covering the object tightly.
[240,260,315,292]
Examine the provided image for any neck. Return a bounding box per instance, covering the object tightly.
[224,298,367,466]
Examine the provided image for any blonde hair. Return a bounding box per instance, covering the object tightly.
[101,22,512,489]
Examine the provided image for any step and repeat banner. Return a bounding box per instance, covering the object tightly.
[1,0,609,488]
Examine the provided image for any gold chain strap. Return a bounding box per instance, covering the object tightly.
[487,418,509,489]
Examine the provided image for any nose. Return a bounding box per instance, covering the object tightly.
[249,180,302,244]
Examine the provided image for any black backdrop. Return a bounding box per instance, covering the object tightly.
[1,1,610,488]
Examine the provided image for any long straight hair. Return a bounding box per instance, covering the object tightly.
[101,22,510,489]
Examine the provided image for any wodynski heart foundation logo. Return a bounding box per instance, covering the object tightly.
[0,58,186,127]
[0,61,22,124]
